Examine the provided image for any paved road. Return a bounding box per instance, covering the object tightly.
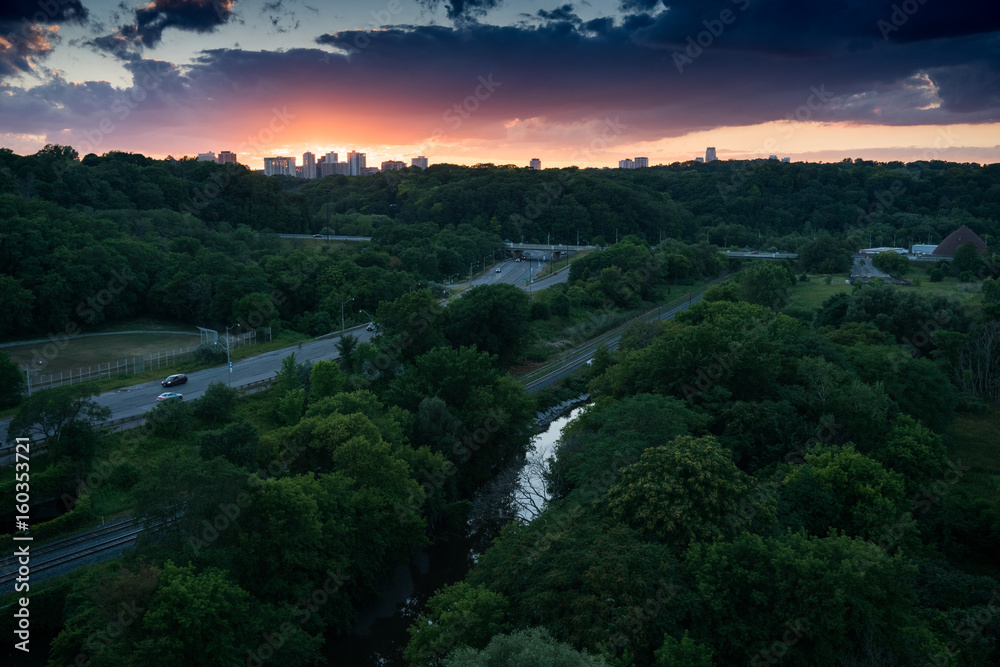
[0,327,374,446]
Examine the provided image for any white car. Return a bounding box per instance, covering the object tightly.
[495,268,501,273]
[157,392,183,402]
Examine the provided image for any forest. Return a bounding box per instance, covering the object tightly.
[0,146,998,666]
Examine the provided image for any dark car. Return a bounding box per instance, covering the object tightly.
[162,374,187,387]
[366,324,375,331]
[312,233,321,238]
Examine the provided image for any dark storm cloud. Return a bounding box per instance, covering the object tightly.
[3,0,997,150]
[417,0,504,22]
[89,0,238,58]
[0,0,88,78]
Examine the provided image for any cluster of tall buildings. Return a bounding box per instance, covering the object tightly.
[618,157,649,169]
[196,151,237,164]
[262,152,429,178]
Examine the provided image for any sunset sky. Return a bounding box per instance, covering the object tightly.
[1,0,998,169]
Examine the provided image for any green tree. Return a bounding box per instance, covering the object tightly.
[738,262,794,309]
[387,346,535,494]
[653,631,714,667]
[0,275,34,336]
[952,241,982,274]
[374,289,448,362]
[606,435,757,545]
[309,359,344,399]
[702,280,740,303]
[446,627,610,667]
[405,582,510,665]
[469,506,685,662]
[192,381,237,427]
[0,351,26,408]
[9,382,111,444]
[871,251,909,275]
[335,333,359,367]
[445,283,532,366]
[686,532,941,665]
[781,444,908,541]
[198,421,259,470]
[147,396,193,438]
[133,562,257,666]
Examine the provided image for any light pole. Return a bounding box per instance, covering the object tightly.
[409,282,422,293]
[341,297,354,333]
[469,261,478,283]
[225,323,240,386]
[359,309,373,325]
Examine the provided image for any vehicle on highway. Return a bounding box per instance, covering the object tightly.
[366,323,375,331]
[495,268,501,273]
[157,392,183,402]
[312,233,321,238]
[161,374,187,387]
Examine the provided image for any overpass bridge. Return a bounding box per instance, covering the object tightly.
[505,242,595,259]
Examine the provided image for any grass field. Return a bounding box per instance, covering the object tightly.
[785,268,985,314]
[6,332,201,374]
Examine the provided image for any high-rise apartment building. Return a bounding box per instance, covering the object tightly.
[705,147,717,162]
[196,152,216,162]
[619,159,635,169]
[781,157,791,163]
[263,157,295,176]
[381,160,406,171]
[347,151,366,176]
[634,157,649,168]
[411,156,428,169]
[217,151,237,165]
[695,157,704,163]
[529,158,541,170]
[302,151,316,179]
[322,151,338,165]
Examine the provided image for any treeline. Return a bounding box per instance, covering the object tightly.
[401,273,1000,665]
[2,146,998,339]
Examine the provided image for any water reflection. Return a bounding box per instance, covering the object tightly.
[326,403,589,666]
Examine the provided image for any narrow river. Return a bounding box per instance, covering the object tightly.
[326,402,590,665]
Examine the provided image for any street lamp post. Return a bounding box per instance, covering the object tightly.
[469,261,478,283]
[341,297,354,333]
[225,323,240,386]
[359,309,373,327]
[409,282,422,293]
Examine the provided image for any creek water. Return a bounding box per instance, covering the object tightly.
[325,403,589,665]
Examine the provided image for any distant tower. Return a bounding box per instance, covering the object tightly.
[347,151,366,176]
[529,158,541,170]
[634,157,649,168]
[411,156,428,169]
[619,159,635,169]
[196,151,216,162]
[706,147,717,162]
[302,151,316,179]
[263,157,295,176]
[217,151,237,165]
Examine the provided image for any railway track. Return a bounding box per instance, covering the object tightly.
[522,292,704,393]
[0,517,143,588]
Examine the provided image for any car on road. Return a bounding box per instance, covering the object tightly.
[495,268,501,273]
[157,392,183,402]
[161,374,187,387]
[312,233,321,238]
[366,323,375,331]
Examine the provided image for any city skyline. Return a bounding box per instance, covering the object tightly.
[0,1,997,168]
